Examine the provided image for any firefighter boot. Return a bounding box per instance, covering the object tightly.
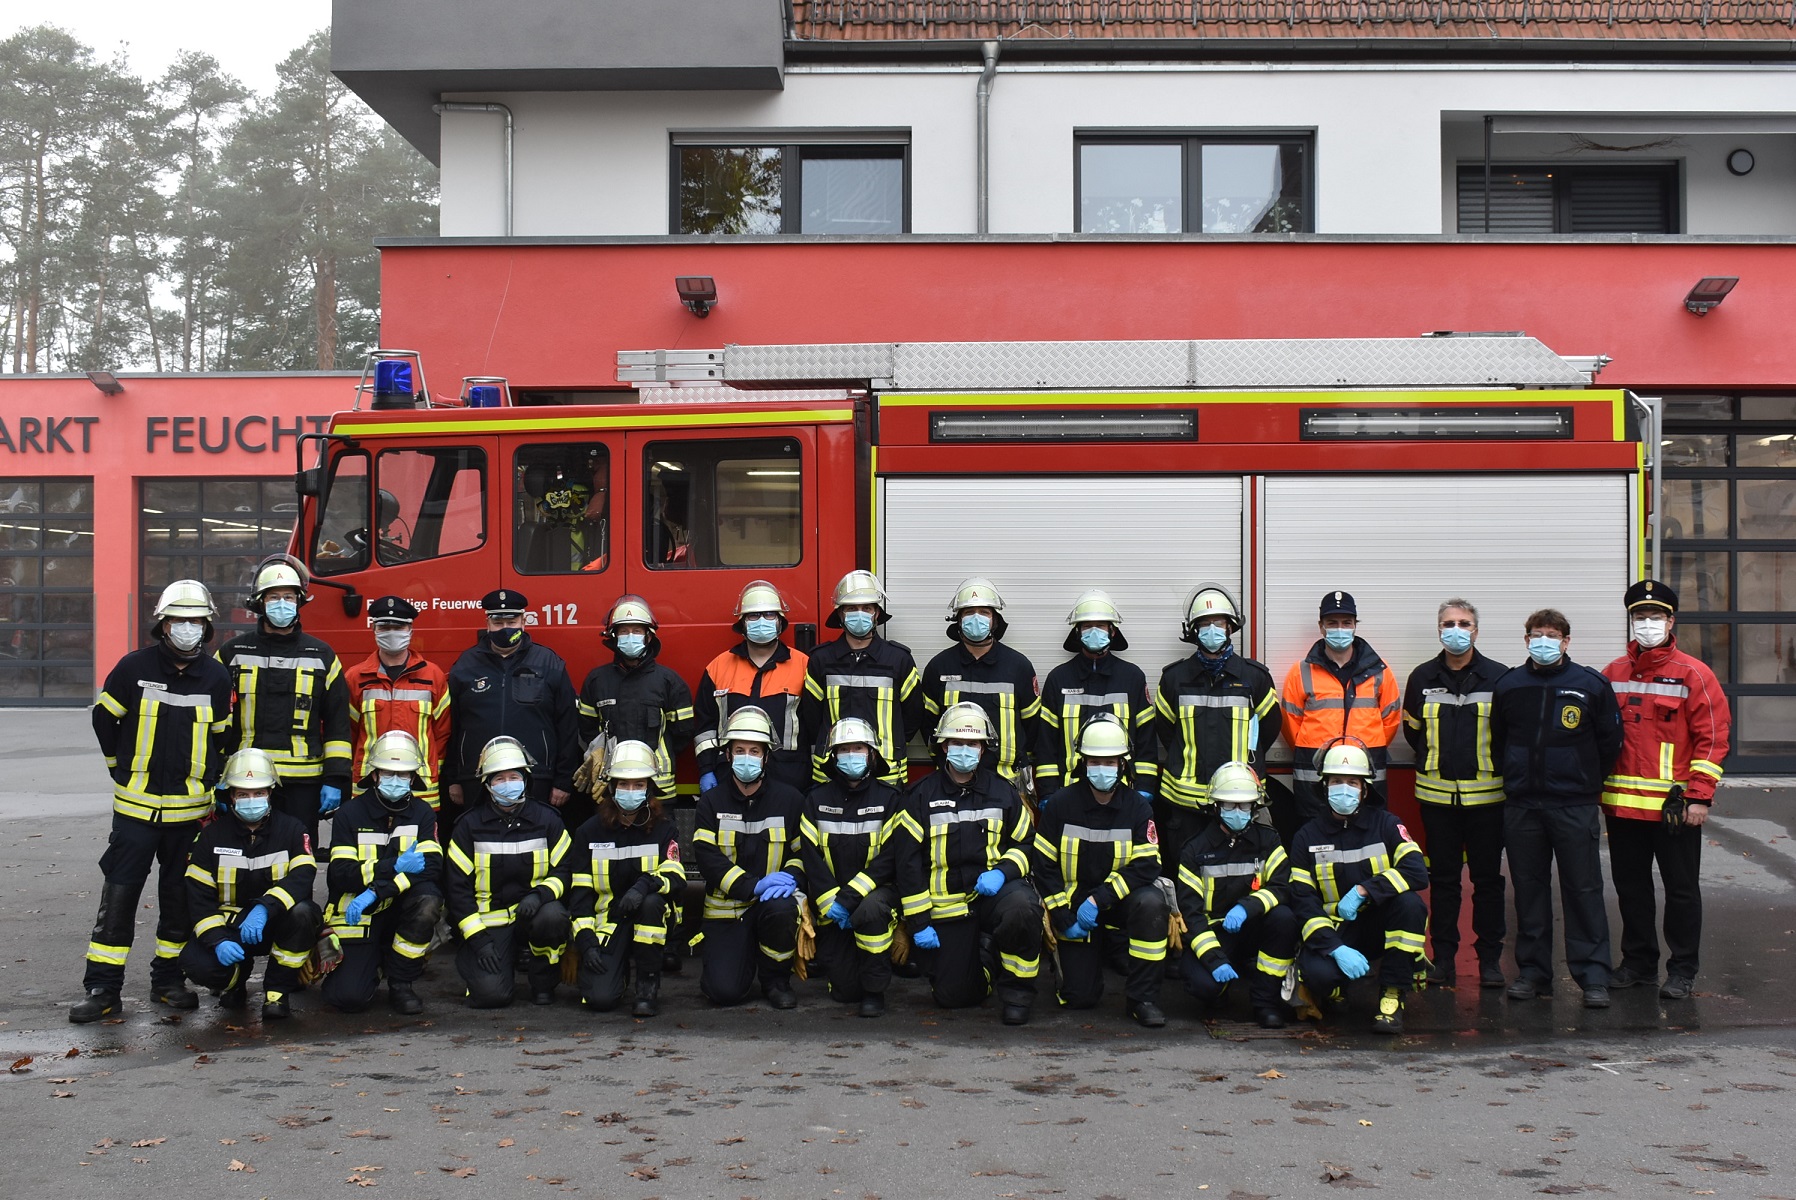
[388,983,424,1016]
[632,970,661,1018]
[1128,1000,1167,1029]
[858,992,886,1018]
[152,983,199,1010]
[70,988,121,1024]
[263,991,292,1021]
[761,972,797,1010]
[1371,987,1405,1035]
[219,984,249,1009]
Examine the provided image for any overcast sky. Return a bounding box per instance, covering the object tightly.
[8,0,333,95]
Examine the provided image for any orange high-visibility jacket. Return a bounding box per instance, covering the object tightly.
[1279,639,1403,774]
[347,650,452,808]
[1601,639,1730,821]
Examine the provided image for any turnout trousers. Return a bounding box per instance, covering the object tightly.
[276,779,325,854]
[1056,885,1169,1009]
[699,895,799,1006]
[815,886,897,1004]
[84,812,200,993]
[180,902,324,1004]
[1606,813,1704,981]
[320,886,445,1012]
[1179,905,1301,1010]
[917,880,1042,1012]
[577,894,669,1011]
[1297,892,1429,994]
[456,901,572,1009]
[1505,804,1611,991]
[1420,800,1507,969]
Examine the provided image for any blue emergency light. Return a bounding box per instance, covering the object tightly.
[467,385,501,408]
[374,359,414,397]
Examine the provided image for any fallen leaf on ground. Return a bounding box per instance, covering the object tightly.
[227,1159,255,1173]
[629,1166,660,1180]
[1256,1069,1284,1079]
[438,1166,477,1178]
[498,1138,515,1148]
[8,1056,32,1073]
[131,1139,167,1148]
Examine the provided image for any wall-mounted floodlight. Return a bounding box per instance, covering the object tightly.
[86,370,124,395]
[676,276,717,318]
[1684,276,1738,316]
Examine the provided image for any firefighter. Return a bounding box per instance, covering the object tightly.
[1601,581,1730,1001]
[802,717,906,1017]
[693,580,812,793]
[1280,590,1402,826]
[347,596,452,811]
[892,702,1043,1025]
[180,748,324,1020]
[1402,597,1510,990]
[799,571,926,788]
[74,579,234,1023]
[216,555,354,848]
[1491,608,1623,1008]
[921,577,1042,791]
[1150,584,1280,870]
[568,739,684,1017]
[322,731,444,1015]
[577,595,695,802]
[1175,762,1299,1029]
[1033,714,1167,1027]
[1287,739,1428,1035]
[444,589,581,822]
[691,706,808,1008]
[1036,590,1156,797]
[445,736,574,1008]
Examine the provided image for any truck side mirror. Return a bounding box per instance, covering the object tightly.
[295,467,322,497]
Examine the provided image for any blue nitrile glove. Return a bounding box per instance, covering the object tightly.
[394,845,426,875]
[319,784,343,815]
[1212,962,1239,984]
[1331,944,1370,980]
[215,940,245,967]
[237,903,268,946]
[699,772,719,794]
[1336,888,1365,922]
[1223,904,1249,933]
[826,900,853,930]
[344,889,378,925]
[754,871,796,900]
[1076,897,1100,930]
[975,868,1006,897]
[1060,923,1088,941]
[911,926,940,951]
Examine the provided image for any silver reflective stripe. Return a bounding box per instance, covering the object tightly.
[1180,694,1250,709]
[1312,844,1385,865]
[783,694,802,752]
[1199,861,1260,877]
[1425,691,1495,707]
[1064,692,1130,708]
[929,806,1005,827]
[231,654,328,671]
[473,838,549,855]
[390,688,434,702]
[817,819,884,836]
[718,816,787,836]
[950,680,1015,696]
[143,690,211,709]
[1613,680,1690,700]
[826,674,894,691]
[1061,824,1130,843]
[1294,766,1386,782]
[588,843,655,861]
[232,850,291,870]
[355,824,419,847]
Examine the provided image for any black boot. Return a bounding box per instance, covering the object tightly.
[1128,1000,1167,1028]
[152,979,199,1010]
[262,993,291,1021]
[632,972,661,1018]
[761,974,797,1010]
[219,984,249,1009]
[858,992,886,1018]
[70,988,121,1024]
[388,983,424,1015]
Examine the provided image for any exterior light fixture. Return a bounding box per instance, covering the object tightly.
[930,409,1198,442]
[676,276,717,317]
[1726,148,1755,176]
[1684,276,1738,316]
[86,370,124,395]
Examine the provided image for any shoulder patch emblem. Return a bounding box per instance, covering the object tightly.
[1560,704,1582,730]
[1145,819,1159,846]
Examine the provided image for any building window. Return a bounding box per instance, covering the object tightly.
[673,139,908,235]
[644,439,801,569]
[0,477,93,704]
[140,478,295,650]
[1456,164,1678,233]
[1076,135,1312,233]
[513,444,608,574]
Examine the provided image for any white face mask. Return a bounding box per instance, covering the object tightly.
[1632,616,1669,650]
[375,627,412,654]
[167,621,206,653]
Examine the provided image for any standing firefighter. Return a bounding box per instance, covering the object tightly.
[803,717,907,1017]
[346,596,452,811]
[1036,590,1156,796]
[921,577,1042,790]
[322,731,444,1015]
[693,581,812,793]
[1280,590,1402,826]
[445,736,573,1008]
[568,740,685,1017]
[893,702,1044,1025]
[577,595,695,801]
[74,579,234,1023]
[800,571,926,788]
[180,749,324,1020]
[1175,762,1299,1029]
[1033,714,1168,1028]
[216,555,353,847]
[1152,585,1280,869]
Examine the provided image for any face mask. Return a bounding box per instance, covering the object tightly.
[960,614,993,642]
[1632,617,1669,649]
[377,774,412,804]
[1528,636,1563,666]
[944,744,982,774]
[1085,763,1119,792]
[836,751,869,780]
[1440,627,1473,655]
[614,785,648,812]
[615,632,647,659]
[744,617,780,645]
[1323,628,1354,652]
[375,627,412,654]
[731,752,764,783]
[1080,627,1111,653]
[485,626,523,650]
[167,621,206,653]
[842,611,876,638]
[264,599,298,628]
[1327,783,1361,816]
[489,778,527,806]
[233,793,271,823]
[1197,625,1229,653]
[1219,806,1252,833]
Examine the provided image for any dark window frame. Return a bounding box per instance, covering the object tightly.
[669,138,912,235]
[140,476,294,651]
[0,476,94,705]
[1455,162,1681,234]
[1074,130,1315,234]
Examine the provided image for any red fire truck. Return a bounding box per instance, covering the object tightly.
[291,335,1650,826]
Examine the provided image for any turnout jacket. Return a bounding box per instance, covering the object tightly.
[1286,807,1427,954]
[1601,637,1731,820]
[445,634,580,793]
[892,765,1034,927]
[347,650,452,808]
[799,756,905,912]
[1175,819,1291,969]
[567,808,684,948]
[692,640,810,779]
[186,810,317,948]
[1035,652,1157,791]
[93,643,233,823]
[1151,649,1281,808]
[921,640,1043,783]
[1401,649,1510,807]
[799,634,926,787]
[691,776,808,921]
[325,789,442,935]
[215,622,353,787]
[444,799,572,940]
[1490,656,1624,807]
[576,639,695,796]
[1279,638,1402,783]
[1031,781,1159,932]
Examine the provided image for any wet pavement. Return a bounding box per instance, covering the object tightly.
[3,711,1792,1198]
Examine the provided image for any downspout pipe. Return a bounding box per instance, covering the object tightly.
[976,41,999,235]
[435,101,514,237]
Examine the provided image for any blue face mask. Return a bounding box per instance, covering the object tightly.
[377,775,412,803]
[731,752,764,783]
[1327,782,1361,815]
[615,632,647,659]
[233,793,271,823]
[1219,806,1252,833]
[1085,763,1119,792]
[960,614,993,642]
[1079,627,1111,653]
[614,785,648,812]
[744,617,780,645]
[842,611,876,638]
[1440,627,1474,655]
[1323,628,1355,651]
[1528,636,1563,666]
[263,599,298,628]
[489,778,527,807]
[944,744,982,773]
[1197,625,1230,653]
[836,751,869,780]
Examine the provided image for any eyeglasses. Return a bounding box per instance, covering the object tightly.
[1439,619,1475,629]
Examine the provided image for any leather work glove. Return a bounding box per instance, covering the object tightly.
[975,868,1006,897]
[318,784,343,816]
[581,943,608,976]
[1336,888,1365,922]
[825,900,854,930]
[344,889,378,925]
[472,933,504,976]
[237,903,268,946]
[911,926,940,951]
[215,940,245,967]
[394,845,427,875]
[1222,904,1249,933]
[1331,944,1370,980]
[516,890,545,922]
[616,879,652,920]
[1212,962,1239,984]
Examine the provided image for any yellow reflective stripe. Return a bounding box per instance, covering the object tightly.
[97,691,128,717]
[334,408,856,437]
[194,913,227,936]
[998,950,1039,978]
[86,942,130,964]
[1690,759,1723,779]
[1660,742,1675,779]
[324,739,352,760]
[1189,929,1222,957]
[1128,937,1166,960]
[1257,950,1294,975]
[1386,929,1427,954]
[1302,916,1337,942]
[154,938,185,958]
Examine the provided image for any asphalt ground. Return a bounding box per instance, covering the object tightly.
[2,710,1792,1199]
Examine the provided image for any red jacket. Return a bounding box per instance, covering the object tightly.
[1601,638,1730,820]
[347,651,453,809]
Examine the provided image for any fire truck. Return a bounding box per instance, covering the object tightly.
[290,335,1652,828]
